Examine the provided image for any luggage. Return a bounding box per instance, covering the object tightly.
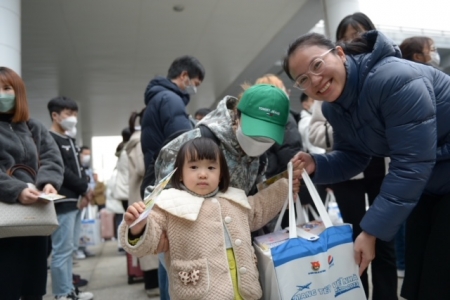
[99,208,115,240]
[126,252,144,284]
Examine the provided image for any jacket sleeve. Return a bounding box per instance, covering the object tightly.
[360,77,436,241]
[0,170,29,203]
[62,165,89,196]
[128,141,145,178]
[119,206,167,258]
[247,179,288,232]
[160,93,193,141]
[308,101,333,151]
[34,121,64,191]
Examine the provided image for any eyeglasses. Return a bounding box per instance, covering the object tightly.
[293,48,334,91]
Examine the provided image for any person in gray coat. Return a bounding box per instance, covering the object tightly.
[0,67,64,300]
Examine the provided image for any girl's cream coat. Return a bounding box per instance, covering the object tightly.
[120,179,288,300]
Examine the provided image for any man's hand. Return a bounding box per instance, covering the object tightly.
[79,196,89,209]
[18,188,40,205]
[354,231,376,275]
[124,202,147,236]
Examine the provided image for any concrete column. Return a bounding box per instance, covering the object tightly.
[322,0,360,41]
[0,0,21,74]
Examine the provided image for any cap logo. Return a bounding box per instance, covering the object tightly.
[259,107,280,117]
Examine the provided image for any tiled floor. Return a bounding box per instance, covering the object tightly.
[43,240,405,299]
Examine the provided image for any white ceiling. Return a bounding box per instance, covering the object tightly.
[21,0,323,140]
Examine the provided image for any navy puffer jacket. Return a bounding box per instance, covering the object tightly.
[312,31,450,241]
[141,76,193,170]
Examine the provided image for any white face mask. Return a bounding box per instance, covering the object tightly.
[65,126,77,138]
[60,116,77,131]
[81,155,91,167]
[429,51,440,67]
[236,126,275,157]
[184,78,197,95]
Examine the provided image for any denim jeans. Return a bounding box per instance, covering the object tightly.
[158,253,170,300]
[73,209,82,252]
[51,210,78,296]
[395,221,406,270]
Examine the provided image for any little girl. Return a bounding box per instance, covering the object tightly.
[120,137,288,300]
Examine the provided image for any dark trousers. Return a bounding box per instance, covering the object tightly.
[0,236,48,300]
[144,269,159,290]
[401,193,450,300]
[332,177,398,300]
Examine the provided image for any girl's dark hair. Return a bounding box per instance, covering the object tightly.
[170,137,230,193]
[283,32,336,81]
[336,12,376,42]
[399,36,433,62]
[129,108,145,135]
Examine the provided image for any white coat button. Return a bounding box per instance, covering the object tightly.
[211,198,218,203]
[235,239,242,246]
[240,267,247,274]
[224,216,232,224]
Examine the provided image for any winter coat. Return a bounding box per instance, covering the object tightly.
[125,130,159,271]
[92,181,106,206]
[0,116,63,203]
[299,107,326,154]
[311,31,450,241]
[266,111,303,178]
[120,179,288,300]
[153,96,267,196]
[49,131,89,214]
[112,146,129,201]
[141,76,193,170]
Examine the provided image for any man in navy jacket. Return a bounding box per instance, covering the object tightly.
[140,55,204,300]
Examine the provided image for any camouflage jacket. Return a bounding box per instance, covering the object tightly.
[151,96,266,196]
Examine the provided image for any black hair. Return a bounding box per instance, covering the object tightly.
[167,55,205,81]
[399,36,433,62]
[47,96,78,120]
[300,93,309,103]
[336,12,376,42]
[129,108,145,135]
[80,146,90,153]
[170,137,230,193]
[283,32,336,81]
[194,108,212,118]
[121,127,131,142]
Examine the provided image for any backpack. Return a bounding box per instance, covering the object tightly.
[140,125,267,198]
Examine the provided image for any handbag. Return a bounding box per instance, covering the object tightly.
[0,164,59,238]
[254,164,365,299]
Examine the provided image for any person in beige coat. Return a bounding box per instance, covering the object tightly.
[126,109,160,297]
[121,138,289,300]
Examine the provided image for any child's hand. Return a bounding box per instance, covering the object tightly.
[124,201,147,236]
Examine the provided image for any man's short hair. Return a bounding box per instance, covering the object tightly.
[194,108,212,118]
[300,93,310,103]
[80,146,90,153]
[47,96,78,119]
[167,55,205,81]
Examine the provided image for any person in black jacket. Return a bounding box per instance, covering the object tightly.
[47,96,94,300]
[140,55,204,300]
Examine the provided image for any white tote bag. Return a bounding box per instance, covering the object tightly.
[254,165,365,300]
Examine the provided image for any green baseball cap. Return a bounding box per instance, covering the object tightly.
[237,84,289,145]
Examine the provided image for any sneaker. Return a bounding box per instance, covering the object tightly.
[73,250,86,260]
[73,277,88,288]
[55,294,76,300]
[146,288,160,297]
[397,269,405,278]
[74,287,94,300]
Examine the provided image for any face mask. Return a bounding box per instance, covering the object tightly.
[428,51,440,67]
[184,78,197,95]
[65,126,77,138]
[236,126,275,157]
[80,155,91,167]
[60,116,77,131]
[0,94,16,113]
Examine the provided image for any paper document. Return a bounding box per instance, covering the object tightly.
[38,193,66,202]
[130,168,177,228]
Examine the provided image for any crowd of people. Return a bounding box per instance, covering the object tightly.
[0,10,448,300]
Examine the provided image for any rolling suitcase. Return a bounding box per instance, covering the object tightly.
[126,252,145,284]
[99,208,115,240]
